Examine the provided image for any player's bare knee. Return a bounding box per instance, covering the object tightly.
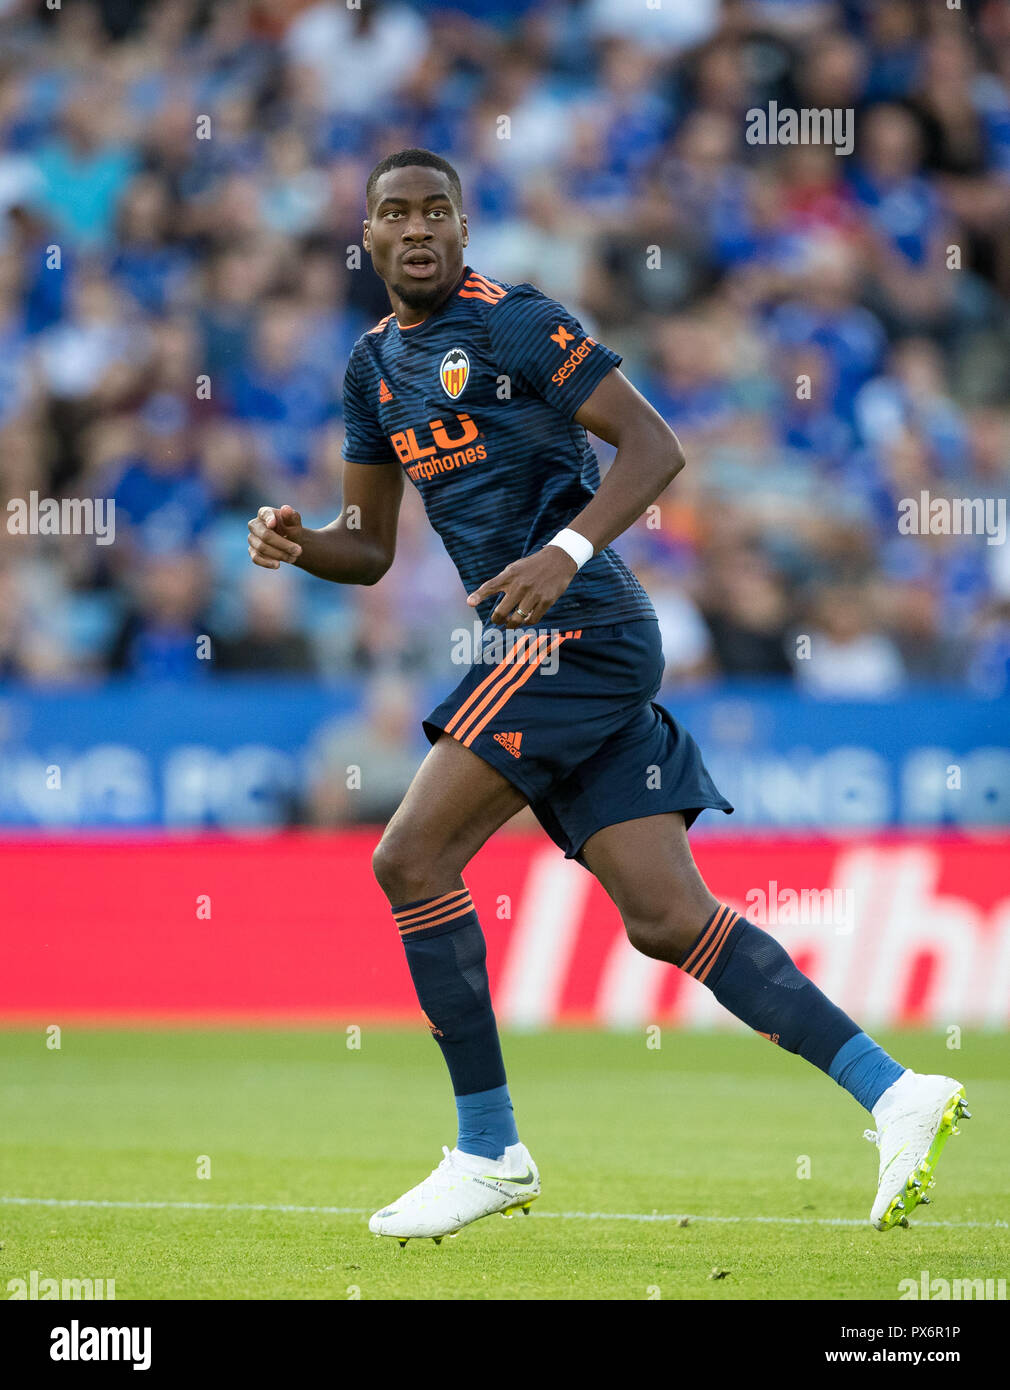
[372,827,458,906]
[372,831,423,904]
[623,905,706,964]
[624,912,671,961]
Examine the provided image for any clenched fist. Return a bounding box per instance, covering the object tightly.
[248,504,305,569]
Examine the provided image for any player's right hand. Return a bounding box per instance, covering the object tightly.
[247,504,305,569]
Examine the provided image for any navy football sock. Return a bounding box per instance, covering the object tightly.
[394,887,518,1160]
[680,905,901,1107]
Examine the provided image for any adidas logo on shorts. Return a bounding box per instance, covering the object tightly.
[493,731,523,758]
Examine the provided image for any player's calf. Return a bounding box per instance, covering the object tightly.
[585,812,719,964]
[585,821,906,1117]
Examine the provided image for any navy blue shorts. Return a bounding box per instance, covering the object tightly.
[423,617,733,865]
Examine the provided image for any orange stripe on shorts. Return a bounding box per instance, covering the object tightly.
[447,635,550,744]
[443,643,531,736]
[462,633,566,747]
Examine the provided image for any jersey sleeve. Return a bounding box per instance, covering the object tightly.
[485,283,622,418]
[340,346,397,465]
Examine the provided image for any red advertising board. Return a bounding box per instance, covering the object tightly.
[2,832,1008,1027]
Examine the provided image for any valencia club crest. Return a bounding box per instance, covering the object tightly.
[440,348,470,399]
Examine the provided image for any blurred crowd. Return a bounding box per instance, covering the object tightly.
[2,0,1010,708]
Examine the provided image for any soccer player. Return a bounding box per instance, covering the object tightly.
[247,150,969,1244]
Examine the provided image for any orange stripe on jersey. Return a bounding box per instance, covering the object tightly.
[462,633,568,747]
[458,289,503,305]
[462,272,506,300]
[367,313,394,335]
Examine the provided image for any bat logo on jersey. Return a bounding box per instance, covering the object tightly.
[440,348,470,400]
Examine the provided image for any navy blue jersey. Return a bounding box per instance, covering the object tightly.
[341,265,656,629]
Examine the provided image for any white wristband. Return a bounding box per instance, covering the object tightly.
[548,527,594,571]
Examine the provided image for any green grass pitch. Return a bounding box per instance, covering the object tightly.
[1,1027,1006,1300]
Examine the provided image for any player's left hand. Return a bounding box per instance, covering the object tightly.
[467,546,579,627]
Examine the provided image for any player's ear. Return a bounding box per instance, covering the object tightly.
[460,214,468,247]
[362,219,371,252]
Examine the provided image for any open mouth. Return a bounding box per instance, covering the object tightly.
[402,250,437,279]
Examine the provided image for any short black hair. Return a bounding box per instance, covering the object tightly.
[365,148,463,215]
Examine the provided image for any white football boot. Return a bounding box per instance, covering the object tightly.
[865,1071,970,1230]
[369,1142,540,1246]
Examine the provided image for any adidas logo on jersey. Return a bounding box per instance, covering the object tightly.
[379,378,393,403]
[493,731,523,758]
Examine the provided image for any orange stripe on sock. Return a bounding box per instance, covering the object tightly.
[398,902,475,936]
[462,633,565,747]
[681,905,728,975]
[695,910,740,984]
[393,889,470,926]
[690,908,733,979]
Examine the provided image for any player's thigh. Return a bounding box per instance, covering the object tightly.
[580,812,719,961]
[373,733,528,891]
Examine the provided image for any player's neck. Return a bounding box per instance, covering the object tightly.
[389,263,469,329]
